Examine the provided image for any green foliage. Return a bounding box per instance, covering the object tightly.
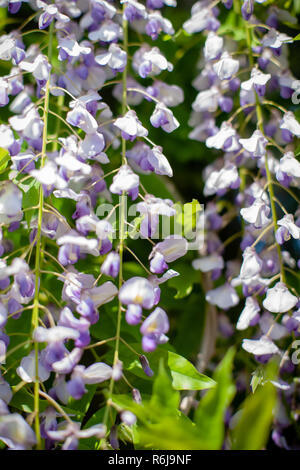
[110,352,236,450]
[167,351,216,390]
[231,362,278,450]
[0,147,10,173]
[193,348,236,450]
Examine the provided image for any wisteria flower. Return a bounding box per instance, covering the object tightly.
[140,307,169,352]
[279,112,300,138]
[276,214,300,244]
[213,52,239,81]
[114,110,148,141]
[236,296,260,330]
[205,283,239,310]
[95,43,127,72]
[239,130,268,157]
[263,282,298,313]
[19,54,51,82]
[240,198,270,228]
[241,68,271,96]
[109,164,139,200]
[119,277,156,309]
[242,336,279,356]
[37,0,70,30]
[150,103,179,133]
[66,102,98,134]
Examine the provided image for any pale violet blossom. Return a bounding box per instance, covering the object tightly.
[58,37,91,62]
[140,306,169,352]
[88,20,122,43]
[192,87,221,113]
[239,247,263,280]
[66,102,98,134]
[239,130,268,157]
[119,277,156,309]
[280,112,300,138]
[259,312,288,340]
[114,110,148,141]
[204,164,239,196]
[0,182,23,224]
[16,351,50,383]
[206,122,238,151]
[30,161,68,191]
[147,146,173,177]
[73,362,112,384]
[150,236,188,263]
[277,152,300,178]
[149,81,184,108]
[109,164,139,200]
[261,28,293,49]
[241,68,271,95]
[240,198,270,228]
[236,296,260,330]
[205,283,239,310]
[95,43,127,72]
[263,282,298,313]
[150,103,179,133]
[83,282,118,308]
[276,214,300,244]
[183,6,216,34]
[19,54,51,82]
[57,231,99,257]
[133,46,173,78]
[242,336,279,355]
[0,414,37,450]
[9,105,43,140]
[37,0,70,29]
[192,255,224,272]
[33,326,80,344]
[213,52,239,81]
[204,32,223,61]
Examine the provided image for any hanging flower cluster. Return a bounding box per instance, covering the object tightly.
[0,0,191,450]
[0,0,300,452]
[187,0,300,449]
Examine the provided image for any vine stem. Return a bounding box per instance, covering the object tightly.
[98,6,128,449]
[245,23,286,284]
[31,21,54,450]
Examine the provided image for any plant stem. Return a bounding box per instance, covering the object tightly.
[31,20,54,450]
[245,23,286,283]
[98,7,128,449]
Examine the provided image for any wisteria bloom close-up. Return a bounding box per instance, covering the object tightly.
[0,0,300,453]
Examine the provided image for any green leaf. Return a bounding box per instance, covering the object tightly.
[167,351,216,391]
[194,348,236,450]
[174,199,202,239]
[150,359,180,413]
[250,366,265,393]
[231,362,277,450]
[0,147,10,173]
[9,388,48,413]
[167,262,199,299]
[293,33,300,40]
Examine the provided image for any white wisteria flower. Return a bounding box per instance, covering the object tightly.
[263,282,298,313]
[205,283,239,310]
[236,297,260,330]
[242,336,279,355]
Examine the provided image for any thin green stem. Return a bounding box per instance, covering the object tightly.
[31,20,54,450]
[245,22,286,284]
[98,8,128,448]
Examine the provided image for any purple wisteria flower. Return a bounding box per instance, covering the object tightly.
[109,164,139,200]
[140,307,169,352]
[114,110,148,141]
[150,103,179,133]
